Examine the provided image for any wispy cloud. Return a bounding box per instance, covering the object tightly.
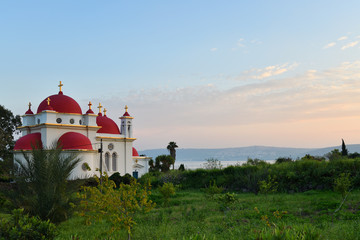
[99,61,360,148]
[210,48,217,52]
[237,38,245,47]
[338,36,348,41]
[323,42,336,49]
[231,38,261,51]
[341,41,359,50]
[240,63,298,80]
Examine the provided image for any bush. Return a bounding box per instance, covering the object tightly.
[178,164,185,171]
[0,208,57,240]
[204,180,223,198]
[258,175,278,195]
[109,172,135,188]
[158,182,176,205]
[216,192,236,211]
[78,174,155,240]
[334,173,352,199]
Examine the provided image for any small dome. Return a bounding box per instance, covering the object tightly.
[58,132,93,150]
[37,93,82,114]
[86,109,94,114]
[96,115,121,134]
[132,147,139,157]
[25,109,34,115]
[25,102,34,115]
[14,133,42,150]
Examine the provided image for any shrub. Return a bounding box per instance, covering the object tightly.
[216,192,236,211]
[334,173,352,199]
[258,175,278,195]
[158,182,176,205]
[78,174,155,240]
[275,157,293,164]
[109,172,135,188]
[178,164,185,171]
[204,179,223,198]
[0,208,57,240]
[244,158,269,166]
[160,170,184,186]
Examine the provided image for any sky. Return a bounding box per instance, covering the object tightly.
[1,1,360,150]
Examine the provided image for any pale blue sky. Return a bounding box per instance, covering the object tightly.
[2,1,360,149]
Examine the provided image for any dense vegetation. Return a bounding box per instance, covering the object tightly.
[141,157,360,194]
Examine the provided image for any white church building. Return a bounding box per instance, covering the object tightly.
[13,82,150,179]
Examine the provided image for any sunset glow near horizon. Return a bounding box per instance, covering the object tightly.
[2,1,360,150]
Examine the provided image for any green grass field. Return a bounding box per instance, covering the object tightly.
[56,189,360,240]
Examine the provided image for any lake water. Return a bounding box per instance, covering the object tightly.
[174,160,276,170]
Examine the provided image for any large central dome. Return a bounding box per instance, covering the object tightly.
[37,92,82,114]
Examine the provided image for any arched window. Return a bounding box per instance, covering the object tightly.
[112,152,117,171]
[105,152,110,171]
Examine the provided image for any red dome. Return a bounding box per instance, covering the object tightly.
[96,115,121,134]
[14,133,42,150]
[37,93,82,114]
[58,132,93,150]
[25,109,34,115]
[132,147,139,157]
[86,109,94,114]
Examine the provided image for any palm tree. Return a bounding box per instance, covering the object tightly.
[14,142,80,222]
[167,141,178,170]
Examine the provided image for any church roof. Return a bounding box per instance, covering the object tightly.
[96,115,121,134]
[25,109,34,115]
[58,132,93,150]
[37,92,82,114]
[14,133,42,150]
[132,147,139,156]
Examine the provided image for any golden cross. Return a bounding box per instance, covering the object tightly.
[88,101,92,109]
[104,108,107,116]
[125,105,128,112]
[28,102,32,108]
[58,81,63,92]
[47,97,51,106]
[97,103,102,113]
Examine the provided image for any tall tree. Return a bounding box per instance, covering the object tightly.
[167,141,178,170]
[0,105,21,174]
[341,138,348,156]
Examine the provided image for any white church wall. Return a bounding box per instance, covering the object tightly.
[82,114,97,127]
[68,151,98,179]
[22,115,35,126]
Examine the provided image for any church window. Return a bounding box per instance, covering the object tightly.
[105,152,110,171]
[37,119,40,124]
[56,118,62,123]
[112,153,117,171]
[70,119,75,124]
[79,120,82,125]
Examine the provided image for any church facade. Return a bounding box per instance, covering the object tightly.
[13,82,150,179]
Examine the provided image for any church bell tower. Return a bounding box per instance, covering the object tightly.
[120,105,133,138]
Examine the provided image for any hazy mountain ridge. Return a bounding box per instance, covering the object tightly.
[139,144,360,162]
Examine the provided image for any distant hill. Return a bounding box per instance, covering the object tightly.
[139,144,360,162]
